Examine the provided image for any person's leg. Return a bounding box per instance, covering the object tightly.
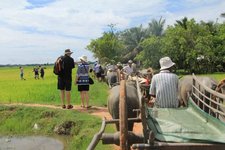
[58,78,66,108]
[65,90,73,109]
[60,90,66,108]
[84,85,90,108]
[80,91,85,107]
[84,91,87,106]
[65,80,73,109]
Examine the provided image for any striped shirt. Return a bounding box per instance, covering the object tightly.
[149,70,179,108]
[76,63,89,85]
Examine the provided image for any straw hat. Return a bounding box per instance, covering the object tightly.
[79,55,87,62]
[159,57,175,70]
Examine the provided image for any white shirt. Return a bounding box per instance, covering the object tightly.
[123,65,133,75]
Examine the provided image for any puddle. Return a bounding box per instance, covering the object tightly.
[0,136,64,150]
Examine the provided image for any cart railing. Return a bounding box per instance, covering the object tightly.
[191,73,225,119]
[87,78,144,150]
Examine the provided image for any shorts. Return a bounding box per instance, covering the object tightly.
[96,72,102,78]
[57,78,72,91]
[78,85,89,91]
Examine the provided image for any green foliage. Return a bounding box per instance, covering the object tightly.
[86,31,124,63]
[119,25,147,51]
[147,17,165,36]
[138,36,162,68]
[87,17,225,74]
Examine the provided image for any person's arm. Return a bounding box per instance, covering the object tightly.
[75,65,80,84]
[148,76,156,107]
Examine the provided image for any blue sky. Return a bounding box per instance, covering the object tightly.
[0,0,224,65]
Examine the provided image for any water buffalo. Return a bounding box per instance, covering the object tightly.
[178,75,218,107]
[107,80,140,131]
[105,70,120,88]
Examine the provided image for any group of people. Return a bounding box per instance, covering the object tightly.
[19,65,45,80]
[93,62,104,81]
[58,48,180,109]
[33,66,45,79]
[102,56,179,109]
[57,49,91,109]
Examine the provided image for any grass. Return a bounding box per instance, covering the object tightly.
[0,66,113,150]
[0,105,115,150]
[0,66,109,106]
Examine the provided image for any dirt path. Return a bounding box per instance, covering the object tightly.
[3,103,142,149]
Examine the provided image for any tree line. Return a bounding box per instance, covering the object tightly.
[86,15,225,74]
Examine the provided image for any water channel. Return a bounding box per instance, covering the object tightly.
[0,136,64,150]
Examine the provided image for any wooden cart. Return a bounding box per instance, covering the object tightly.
[88,74,225,150]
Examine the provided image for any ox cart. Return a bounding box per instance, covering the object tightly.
[88,74,225,150]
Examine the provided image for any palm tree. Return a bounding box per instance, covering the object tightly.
[119,25,147,62]
[147,17,166,36]
[176,17,188,30]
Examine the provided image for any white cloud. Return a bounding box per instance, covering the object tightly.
[0,0,224,64]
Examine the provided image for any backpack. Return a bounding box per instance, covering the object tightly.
[53,56,64,75]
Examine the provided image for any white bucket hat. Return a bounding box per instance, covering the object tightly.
[79,55,87,62]
[128,60,133,64]
[117,62,122,66]
[159,57,175,70]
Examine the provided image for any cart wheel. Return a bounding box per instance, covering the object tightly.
[119,80,128,150]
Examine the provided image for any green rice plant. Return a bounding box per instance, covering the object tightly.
[0,66,109,107]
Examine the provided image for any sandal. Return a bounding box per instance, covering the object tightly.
[67,105,73,109]
[86,106,92,109]
[62,105,66,109]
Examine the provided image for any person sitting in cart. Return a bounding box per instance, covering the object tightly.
[149,56,179,108]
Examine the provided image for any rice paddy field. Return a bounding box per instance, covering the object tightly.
[0,65,113,150]
[0,66,224,150]
[0,65,108,106]
[1,66,224,105]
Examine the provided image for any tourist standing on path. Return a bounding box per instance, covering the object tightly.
[75,55,91,109]
[58,49,75,109]
[19,66,26,80]
[149,56,179,108]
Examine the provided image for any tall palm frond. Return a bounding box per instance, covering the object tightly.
[148,17,165,36]
[176,17,188,30]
